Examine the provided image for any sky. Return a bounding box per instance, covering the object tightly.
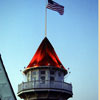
[0,0,98,100]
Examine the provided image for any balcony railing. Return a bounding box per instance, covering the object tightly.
[18,80,72,94]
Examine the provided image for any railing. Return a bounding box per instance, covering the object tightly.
[18,80,72,94]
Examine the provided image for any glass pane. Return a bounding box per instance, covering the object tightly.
[40,76,45,84]
[58,72,62,76]
[32,77,36,81]
[41,76,45,80]
[32,71,36,75]
[50,70,55,75]
[50,77,55,81]
[40,71,45,74]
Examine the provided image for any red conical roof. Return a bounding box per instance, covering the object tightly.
[27,37,66,71]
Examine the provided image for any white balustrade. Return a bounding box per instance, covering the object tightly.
[18,80,72,94]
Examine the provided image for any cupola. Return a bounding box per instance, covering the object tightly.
[18,37,72,100]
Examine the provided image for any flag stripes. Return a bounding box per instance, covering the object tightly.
[46,0,64,15]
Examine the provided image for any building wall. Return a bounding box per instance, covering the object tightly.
[25,67,64,83]
[55,71,64,82]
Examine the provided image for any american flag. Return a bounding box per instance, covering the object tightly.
[46,0,64,15]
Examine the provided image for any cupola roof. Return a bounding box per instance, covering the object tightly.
[26,37,67,71]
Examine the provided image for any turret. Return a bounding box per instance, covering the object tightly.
[18,37,73,100]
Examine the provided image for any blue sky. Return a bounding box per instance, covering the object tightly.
[0,0,98,100]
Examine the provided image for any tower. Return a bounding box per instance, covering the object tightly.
[17,37,73,100]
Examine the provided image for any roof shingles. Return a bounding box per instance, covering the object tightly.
[27,37,66,71]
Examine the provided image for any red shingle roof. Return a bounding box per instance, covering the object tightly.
[27,37,66,71]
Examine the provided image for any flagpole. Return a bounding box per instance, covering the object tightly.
[45,0,47,37]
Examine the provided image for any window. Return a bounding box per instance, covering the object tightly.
[32,77,36,82]
[58,72,62,77]
[41,76,45,83]
[40,71,45,75]
[41,76,45,80]
[50,70,55,75]
[32,71,36,81]
[50,77,55,81]
[32,71,36,75]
